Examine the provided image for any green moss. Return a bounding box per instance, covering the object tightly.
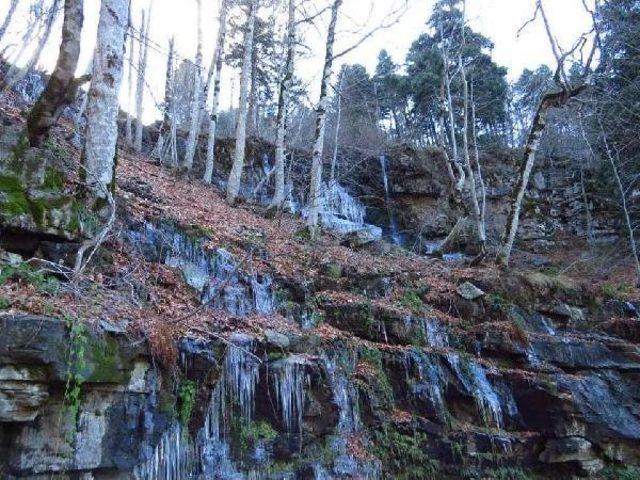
[603,466,640,480]
[178,380,197,426]
[372,427,439,480]
[236,420,278,451]
[357,346,394,411]
[0,296,10,309]
[85,336,129,384]
[42,166,65,191]
[398,290,424,311]
[602,282,634,301]
[0,174,30,216]
[0,262,59,295]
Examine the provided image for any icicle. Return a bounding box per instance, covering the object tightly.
[447,354,503,429]
[133,424,196,480]
[270,356,308,434]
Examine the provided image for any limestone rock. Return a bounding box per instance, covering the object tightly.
[265,329,290,349]
[457,281,486,300]
[0,366,49,422]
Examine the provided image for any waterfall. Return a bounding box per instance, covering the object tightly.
[305,182,382,239]
[322,355,381,479]
[133,425,197,480]
[403,351,449,422]
[224,336,260,421]
[447,354,504,429]
[379,155,401,245]
[270,356,308,434]
[402,317,449,348]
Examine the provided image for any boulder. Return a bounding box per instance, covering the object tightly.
[457,281,485,301]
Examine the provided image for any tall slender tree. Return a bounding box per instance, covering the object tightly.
[0,0,19,46]
[134,8,151,153]
[82,0,130,205]
[1,0,62,91]
[183,0,204,170]
[125,25,136,148]
[226,0,257,205]
[307,0,343,235]
[269,0,296,208]
[203,0,230,184]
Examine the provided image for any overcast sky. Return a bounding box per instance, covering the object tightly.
[0,0,594,122]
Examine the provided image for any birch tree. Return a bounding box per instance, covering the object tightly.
[306,0,342,235]
[203,0,230,184]
[329,70,343,184]
[183,0,204,170]
[82,0,130,205]
[26,0,84,147]
[125,26,135,147]
[154,37,176,165]
[496,0,595,267]
[134,8,151,153]
[0,0,19,45]
[226,0,257,205]
[269,0,296,208]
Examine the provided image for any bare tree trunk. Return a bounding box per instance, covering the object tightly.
[496,88,583,267]
[154,37,175,163]
[307,0,342,236]
[444,57,465,191]
[0,0,19,45]
[226,0,256,205]
[269,0,296,208]
[470,81,487,249]
[329,70,343,184]
[460,61,485,255]
[183,0,204,170]
[1,0,62,91]
[26,0,84,147]
[82,0,130,206]
[600,124,640,284]
[125,26,135,147]
[134,8,150,153]
[203,0,230,184]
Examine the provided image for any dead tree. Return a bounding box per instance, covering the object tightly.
[26,0,85,147]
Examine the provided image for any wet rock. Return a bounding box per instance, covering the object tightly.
[533,171,547,190]
[551,303,586,323]
[264,329,290,349]
[539,436,603,475]
[457,281,485,301]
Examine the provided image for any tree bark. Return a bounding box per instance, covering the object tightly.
[269,0,296,208]
[154,37,175,164]
[307,0,342,236]
[82,0,130,205]
[183,0,204,170]
[125,26,135,147]
[460,63,485,255]
[0,0,19,46]
[26,0,84,147]
[134,9,150,153]
[329,70,343,184]
[226,0,256,205]
[203,0,230,184]
[496,87,584,267]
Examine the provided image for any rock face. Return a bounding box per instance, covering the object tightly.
[0,126,88,259]
[1,224,639,480]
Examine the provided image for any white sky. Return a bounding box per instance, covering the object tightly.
[0,0,594,123]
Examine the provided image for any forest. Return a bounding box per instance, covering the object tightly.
[0,0,639,479]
